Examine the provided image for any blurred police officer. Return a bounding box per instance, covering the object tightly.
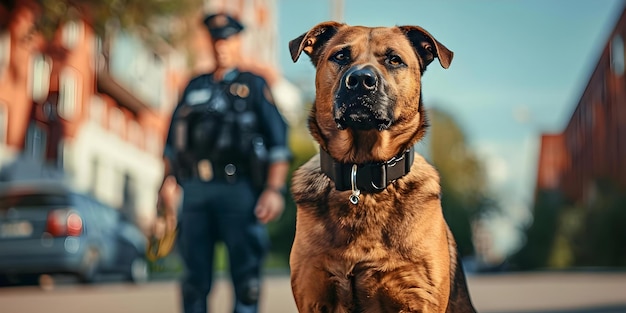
[159,13,291,313]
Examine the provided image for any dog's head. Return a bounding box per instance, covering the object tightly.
[290,22,453,164]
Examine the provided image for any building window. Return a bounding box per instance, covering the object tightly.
[62,20,84,50]
[92,37,103,72]
[121,173,136,221]
[0,33,9,75]
[611,34,624,76]
[0,104,7,144]
[25,122,47,160]
[30,54,52,103]
[58,68,78,120]
[57,139,65,169]
[585,102,594,129]
[90,157,99,196]
[64,141,75,178]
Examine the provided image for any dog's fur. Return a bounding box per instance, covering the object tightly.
[288,22,477,313]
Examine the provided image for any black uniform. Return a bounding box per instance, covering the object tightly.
[163,68,290,313]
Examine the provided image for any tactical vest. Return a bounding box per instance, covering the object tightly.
[171,72,268,184]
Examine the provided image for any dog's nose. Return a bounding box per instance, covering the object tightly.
[344,67,377,91]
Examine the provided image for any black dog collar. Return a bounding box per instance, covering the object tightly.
[320,146,415,196]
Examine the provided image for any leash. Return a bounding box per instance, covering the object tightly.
[146,226,178,262]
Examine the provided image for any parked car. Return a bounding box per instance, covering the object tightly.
[0,181,149,285]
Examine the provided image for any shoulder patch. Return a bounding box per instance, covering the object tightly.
[186,88,212,105]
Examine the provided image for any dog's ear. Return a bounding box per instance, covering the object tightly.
[398,26,453,70]
[289,21,345,65]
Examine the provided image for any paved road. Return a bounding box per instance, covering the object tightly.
[0,272,625,313]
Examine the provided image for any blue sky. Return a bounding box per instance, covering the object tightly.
[274,0,625,256]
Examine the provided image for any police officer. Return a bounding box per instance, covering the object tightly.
[159,13,291,313]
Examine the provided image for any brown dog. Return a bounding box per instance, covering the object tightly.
[288,22,476,313]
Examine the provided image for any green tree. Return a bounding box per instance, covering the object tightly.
[511,189,563,269]
[427,107,492,257]
[512,178,626,270]
[569,179,626,267]
[35,0,199,44]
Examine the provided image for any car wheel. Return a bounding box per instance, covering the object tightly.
[0,274,30,287]
[78,249,100,284]
[0,275,10,287]
[127,255,149,284]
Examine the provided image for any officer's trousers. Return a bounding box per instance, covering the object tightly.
[178,178,270,313]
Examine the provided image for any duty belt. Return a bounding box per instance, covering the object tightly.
[193,159,250,183]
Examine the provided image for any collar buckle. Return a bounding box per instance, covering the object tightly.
[370,162,388,191]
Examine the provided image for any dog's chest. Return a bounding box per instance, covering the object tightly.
[313,194,418,266]
[324,245,444,313]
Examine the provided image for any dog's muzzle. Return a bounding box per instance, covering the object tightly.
[334,65,393,131]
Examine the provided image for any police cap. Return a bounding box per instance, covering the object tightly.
[203,13,244,40]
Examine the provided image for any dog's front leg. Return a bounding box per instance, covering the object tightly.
[290,238,354,313]
[290,259,349,313]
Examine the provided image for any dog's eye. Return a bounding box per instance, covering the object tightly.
[387,55,404,67]
[331,50,350,65]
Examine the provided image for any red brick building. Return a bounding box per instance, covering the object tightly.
[535,8,626,204]
[0,0,296,233]
[0,1,183,232]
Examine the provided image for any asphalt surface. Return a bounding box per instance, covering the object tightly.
[0,272,625,313]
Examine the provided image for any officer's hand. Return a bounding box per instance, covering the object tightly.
[254,189,284,224]
[152,214,177,239]
[156,175,180,233]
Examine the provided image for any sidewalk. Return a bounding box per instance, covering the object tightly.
[212,271,626,313]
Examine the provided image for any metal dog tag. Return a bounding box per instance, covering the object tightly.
[349,164,360,204]
[349,190,360,205]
